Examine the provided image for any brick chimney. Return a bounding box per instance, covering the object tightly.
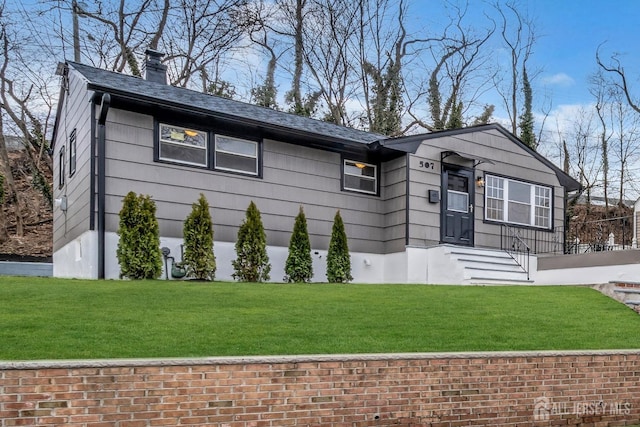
[144,49,167,85]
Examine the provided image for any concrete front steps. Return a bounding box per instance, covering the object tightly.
[445,246,533,285]
[611,282,640,310]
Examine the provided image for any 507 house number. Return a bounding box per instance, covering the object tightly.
[418,160,435,170]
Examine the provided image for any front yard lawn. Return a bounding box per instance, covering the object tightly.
[1,277,640,360]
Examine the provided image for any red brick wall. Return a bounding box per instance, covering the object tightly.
[2,351,640,426]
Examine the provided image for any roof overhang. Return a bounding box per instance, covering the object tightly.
[88,88,408,162]
[441,150,495,167]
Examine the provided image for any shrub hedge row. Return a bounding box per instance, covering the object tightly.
[117,193,351,283]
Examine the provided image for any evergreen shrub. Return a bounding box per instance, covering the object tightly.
[183,193,216,280]
[326,210,352,283]
[116,191,163,279]
[284,206,313,283]
[232,201,271,282]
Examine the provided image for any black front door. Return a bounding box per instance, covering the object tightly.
[441,166,474,246]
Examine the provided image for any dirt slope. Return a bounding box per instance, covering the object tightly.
[0,151,52,259]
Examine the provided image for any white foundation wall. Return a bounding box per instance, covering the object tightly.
[54,234,546,284]
[536,263,640,285]
[425,246,465,284]
[53,231,99,279]
[55,231,398,283]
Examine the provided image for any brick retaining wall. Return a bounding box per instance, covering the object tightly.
[2,350,640,426]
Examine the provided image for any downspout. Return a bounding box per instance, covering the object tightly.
[97,93,110,279]
[405,153,410,247]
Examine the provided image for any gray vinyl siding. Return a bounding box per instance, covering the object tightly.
[101,109,391,254]
[408,129,565,249]
[53,69,93,252]
[381,156,407,253]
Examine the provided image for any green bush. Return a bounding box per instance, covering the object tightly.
[326,210,352,283]
[284,206,313,283]
[116,191,163,279]
[183,193,216,280]
[232,201,271,282]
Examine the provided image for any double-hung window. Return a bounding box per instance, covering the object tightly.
[157,122,260,176]
[485,175,551,228]
[343,159,377,194]
[158,124,207,167]
[214,135,258,175]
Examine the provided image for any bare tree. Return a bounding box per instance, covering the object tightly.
[359,0,407,135]
[596,45,640,114]
[590,70,613,211]
[283,0,310,115]
[243,1,283,109]
[402,3,494,132]
[0,4,59,239]
[297,0,363,125]
[69,0,169,74]
[609,90,640,206]
[163,0,249,93]
[569,107,602,206]
[492,1,536,136]
[0,24,25,236]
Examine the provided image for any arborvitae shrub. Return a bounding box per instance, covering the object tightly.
[232,201,271,282]
[326,210,352,283]
[284,206,313,283]
[183,193,216,280]
[116,191,163,279]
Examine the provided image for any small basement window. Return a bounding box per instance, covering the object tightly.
[343,159,377,194]
[158,124,207,167]
[214,135,258,175]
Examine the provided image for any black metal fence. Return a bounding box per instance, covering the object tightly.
[505,215,634,255]
[563,215,633,254]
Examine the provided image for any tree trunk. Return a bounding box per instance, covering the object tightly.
[0,126,24,237]
[291,0,305,113]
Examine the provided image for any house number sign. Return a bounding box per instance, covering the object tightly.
[418,160,436,170]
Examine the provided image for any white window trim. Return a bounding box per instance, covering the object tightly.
[484,174,552,229]
[343,159,378,195]
[158,123,208,167]
[214,134,259,176]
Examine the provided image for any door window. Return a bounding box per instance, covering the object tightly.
[447,175,469,213]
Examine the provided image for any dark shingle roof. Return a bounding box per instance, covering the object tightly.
[382,123,582,192]
[63,62,581,192]
[69,62,383,145]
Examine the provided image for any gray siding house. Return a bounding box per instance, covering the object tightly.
[51,51,580,284]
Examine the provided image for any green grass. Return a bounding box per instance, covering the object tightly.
[1,277,640,360]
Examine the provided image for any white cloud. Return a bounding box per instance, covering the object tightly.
[541,73,575,87]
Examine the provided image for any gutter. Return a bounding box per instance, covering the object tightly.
[97,93,110,279]
[85,84,383,150]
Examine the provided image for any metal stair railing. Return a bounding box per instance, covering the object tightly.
[500,224,530,280]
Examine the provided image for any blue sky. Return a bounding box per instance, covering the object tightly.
[405,0,640,135]
[532,0,640,106]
